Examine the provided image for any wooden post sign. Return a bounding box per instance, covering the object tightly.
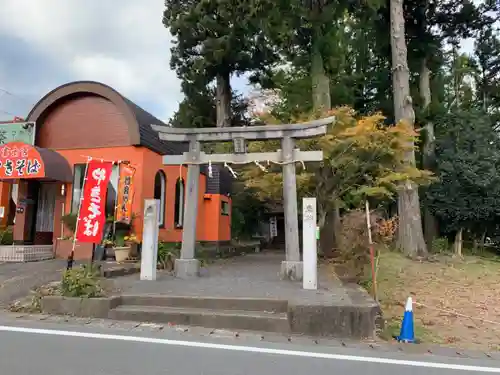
[116,164,136,224]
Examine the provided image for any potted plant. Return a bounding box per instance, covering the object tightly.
[113,233,130,263]
[124,233,139,257]
[101,238,114,260]
[102,239,114,248]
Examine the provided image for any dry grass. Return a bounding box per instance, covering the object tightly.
[376,249,500,351]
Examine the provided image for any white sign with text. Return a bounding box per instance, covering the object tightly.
[302,197,317,290]
[140,199,160,281]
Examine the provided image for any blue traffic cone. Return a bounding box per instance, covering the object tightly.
[397,297,415,343]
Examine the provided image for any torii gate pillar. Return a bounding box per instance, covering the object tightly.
[280,136,302,280]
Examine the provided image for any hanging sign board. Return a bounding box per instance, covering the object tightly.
[75,160,113,243]
[115,163,136,224]
[0,122,36,145]
[0,142,44,179]
[270,216,278,238]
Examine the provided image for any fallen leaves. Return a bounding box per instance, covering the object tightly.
[376,251,500,351]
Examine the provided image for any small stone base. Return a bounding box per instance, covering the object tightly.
[41,296,121,319]
[280,260,303,281]
[175,258,200,278]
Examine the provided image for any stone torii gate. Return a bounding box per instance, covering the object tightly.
[151,117,332,280]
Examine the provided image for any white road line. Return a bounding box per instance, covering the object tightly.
[0,325,499,372]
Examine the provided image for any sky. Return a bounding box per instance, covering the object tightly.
[0,1,476,124]
[0,0,250,123]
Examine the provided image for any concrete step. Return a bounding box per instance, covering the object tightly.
[108,305,290,333]
[119,295,288,313]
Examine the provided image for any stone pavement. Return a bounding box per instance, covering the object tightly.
[0,260,66,308]
[115,252,375,307]
[0,260,140,308]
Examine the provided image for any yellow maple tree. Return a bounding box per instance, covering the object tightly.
[242,107,434,228]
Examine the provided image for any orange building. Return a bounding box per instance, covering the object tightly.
[0,81,231,260]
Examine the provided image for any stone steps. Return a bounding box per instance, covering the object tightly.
[109,305,290,333]
[119,295,289,312]
[108,295,291,333]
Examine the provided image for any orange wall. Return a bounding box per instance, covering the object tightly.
[202,194,232,242]
[54,146,230,242]
[219,195,232,241]
[140,147,203,242]
[56,146,146,240]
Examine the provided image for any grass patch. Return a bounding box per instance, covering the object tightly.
[374,248,500,351]
[379,317,444,344]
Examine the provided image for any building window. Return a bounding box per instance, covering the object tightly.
[221,200,230,216]
[71,164,86,213]
[106,165,119,219]
[154,170,166,227]
[174,178,184,228]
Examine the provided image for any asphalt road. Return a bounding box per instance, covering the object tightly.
[1,320,500,375]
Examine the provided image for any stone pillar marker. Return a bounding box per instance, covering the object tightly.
[176,140,201,278]
[140,199,160,281]
[280,136,302,280]
[302,197,317,290]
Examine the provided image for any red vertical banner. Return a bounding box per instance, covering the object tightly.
[75,160,114,243]
[115,164,136,224]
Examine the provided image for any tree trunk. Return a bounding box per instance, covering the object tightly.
[454,228,463,258]
[319,211,336,257]
[480,229,487,250]
[311,30,336,251]
[216,72,232,127]
[452,45,461,109]
[311,35,331,112]
[333,201,342,250]
[473,229,487,252]
[390,0,428,257]
[420,59,438,246]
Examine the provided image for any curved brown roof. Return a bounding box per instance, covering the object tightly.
[36,146,73,182]
[26,81,185,155]
[25,81,230,195]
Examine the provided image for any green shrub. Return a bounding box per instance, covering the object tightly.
[196,246,210,267]
[114,232,126,247]
[157,242,181,270]
[0,228,13,245]
[158,242,181,262]
[60,264,103,298]
[61,214,78,234]
[431,237,450,254]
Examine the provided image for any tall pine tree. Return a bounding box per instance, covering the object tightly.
[164,0,278,127]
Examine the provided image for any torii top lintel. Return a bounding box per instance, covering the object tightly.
[150,116,334,143]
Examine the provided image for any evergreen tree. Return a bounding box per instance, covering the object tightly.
[164,0,278,127]
[427,110,500,252]
[169,83,251,128]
